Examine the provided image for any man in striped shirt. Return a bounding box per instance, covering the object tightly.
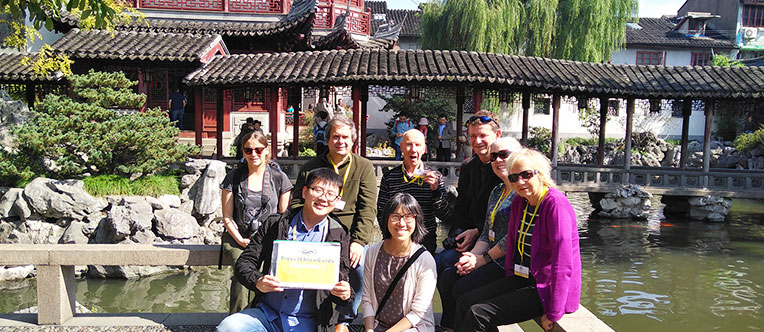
[377,129,452,253]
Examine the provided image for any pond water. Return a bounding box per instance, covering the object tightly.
[2,193,763,331]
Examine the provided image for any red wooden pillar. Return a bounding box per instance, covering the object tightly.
[456,87,465,159]
[597,97,608,167]
[194,87,203,148]
[292,87,301,160]
[269,86,280,159]
[679,100,692,170]
[215,87,224,160]
[473,88,482,112]
[550,94,561,168]
[352,86,362,154]
[360,85,369,157]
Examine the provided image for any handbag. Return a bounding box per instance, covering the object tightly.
[375,246,427,317]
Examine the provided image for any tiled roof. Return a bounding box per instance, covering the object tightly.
[51,0,316,38]
[0,52,64,82]
[366,2,420,38]
[365,1,387,14]
[184,49,764,100]
[626,17,737,49]
[51,29,225,62]
[313,10,400,50]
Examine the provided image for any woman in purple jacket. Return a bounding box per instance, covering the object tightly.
[455,148,581,332]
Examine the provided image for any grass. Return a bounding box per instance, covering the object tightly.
[83,173,180,197]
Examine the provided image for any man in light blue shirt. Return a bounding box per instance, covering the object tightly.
[391,114,414,160]
[217,168,352,332]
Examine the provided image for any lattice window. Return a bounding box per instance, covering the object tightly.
[691,52,712,66]
[346,10,370,34]
[636,51,664,65]
[533,97,551,115]
[229,0,283,13]
[232,87,265,104]
[607,99,620,116]
[140,0,224,11]
[203,88,217,103]
[315,5,332,28]
[743,4,764,27]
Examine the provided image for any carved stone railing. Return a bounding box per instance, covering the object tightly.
[274,158,462,186]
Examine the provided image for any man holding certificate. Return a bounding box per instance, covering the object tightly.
[217,168,353,332]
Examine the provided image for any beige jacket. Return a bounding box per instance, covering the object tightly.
[361,242,437,332]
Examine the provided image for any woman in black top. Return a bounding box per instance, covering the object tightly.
[220,131,292,313]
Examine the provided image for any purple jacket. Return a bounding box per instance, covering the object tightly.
[504,187,581,322]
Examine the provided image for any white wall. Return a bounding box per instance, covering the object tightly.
[611,48,695,66]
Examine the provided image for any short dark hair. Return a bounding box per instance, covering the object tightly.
[246,117,254,124]
[305,168,343,193]
[379,193,427,244]
[439,114,447,119]
[253,120,261,125]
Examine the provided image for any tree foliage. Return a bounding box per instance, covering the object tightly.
[419,0,638,62]
[734,124,764,153]
[8,70,199,179]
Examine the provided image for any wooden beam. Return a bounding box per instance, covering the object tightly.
[292,87,300,160]
[597,97,608,167]
[473,87,482,112]
[679,99,692,170]
[194,87,203,148]
[25,83,35,109]
[521,92,530,145]
[624,98,635,184]
[703,100,715,185]
[215,87,224,160]
[269,86,280,159]
[551,94,560,168]
[456,87,465,160]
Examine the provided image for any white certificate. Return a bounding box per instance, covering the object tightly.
[269,240,341,290]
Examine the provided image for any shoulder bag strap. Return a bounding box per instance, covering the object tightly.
[375,246,427,317]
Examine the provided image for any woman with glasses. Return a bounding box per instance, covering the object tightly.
[436,137,521,332]
[455,148,581,332]
[220,131,293,314]
[362,193,437,332]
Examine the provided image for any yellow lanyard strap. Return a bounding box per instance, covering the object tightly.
[490,186,511,230]
[517,186,548,264]
[401,164,424,186]
[329,154,352,196]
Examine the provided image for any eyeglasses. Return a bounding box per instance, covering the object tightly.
[467,115,498,126]
[490,150,512,162]
[243,147,266,155]
[508,170,538,183]
[309,186,341,201]
[389,213,416,223]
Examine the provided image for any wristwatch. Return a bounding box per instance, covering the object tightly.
[483,253,493,264]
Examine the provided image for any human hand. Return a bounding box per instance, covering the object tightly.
[396,132,403,138]
[256,275,284,293]
[455,252,477,275]
[424,171,440,191]
[349,242,364,268]
[330,280,351,301]
[455,228,479,252]
[236,237,251,248]
[541,314,554,332]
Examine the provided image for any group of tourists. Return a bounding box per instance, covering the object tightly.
[217,110,581,332]
[390,114,457,164]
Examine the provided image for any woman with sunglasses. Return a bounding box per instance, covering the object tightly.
[436,137,521,332]
[455,148,581,332]
[362,193,437,332]
[220,131,293,314]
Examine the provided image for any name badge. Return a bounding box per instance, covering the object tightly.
[514,264,530,278]
[488,230,496,242]
[413,168,427,177]
[334,200,346,211]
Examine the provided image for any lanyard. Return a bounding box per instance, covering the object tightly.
[329,154,352,196]
[401,164,424,186]
[489,185,511,230]
[517,186,548,264]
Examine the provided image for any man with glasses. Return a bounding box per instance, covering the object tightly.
[377,129,452,254]
[217,168,353,332]
[435,110,503,273]
[290,116,377,332]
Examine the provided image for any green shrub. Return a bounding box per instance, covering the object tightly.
[11,70,199,178]
[527,126,551,157]
[83,174,180,197]
[0,150,39,187]
[299,148,316,157]
[734,125,764,153]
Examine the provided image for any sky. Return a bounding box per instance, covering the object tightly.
[385,0,689,18]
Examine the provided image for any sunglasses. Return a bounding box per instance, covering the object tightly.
[490,150,512,162]
[243,147,266,155]
[508,170,538,183]
[467,115,498,126]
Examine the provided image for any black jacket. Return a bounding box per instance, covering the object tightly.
[446,156,501,235]
[234,208,353,330]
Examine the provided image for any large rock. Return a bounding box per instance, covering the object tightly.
[193,160,226,216]
[60,221,89,244]
[105,196,153,242]
[0,90,32,152]
[22,178,107,220]
[0,265,34,281]
[87,265,182,279]
[11,219,67,244]
[0,188,32,220]
[154,208,199,240]
[593,184,652,219]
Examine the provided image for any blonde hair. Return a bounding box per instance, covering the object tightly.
[242,131,271,162]
[491,137,522,155]
[505,148,556,189]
